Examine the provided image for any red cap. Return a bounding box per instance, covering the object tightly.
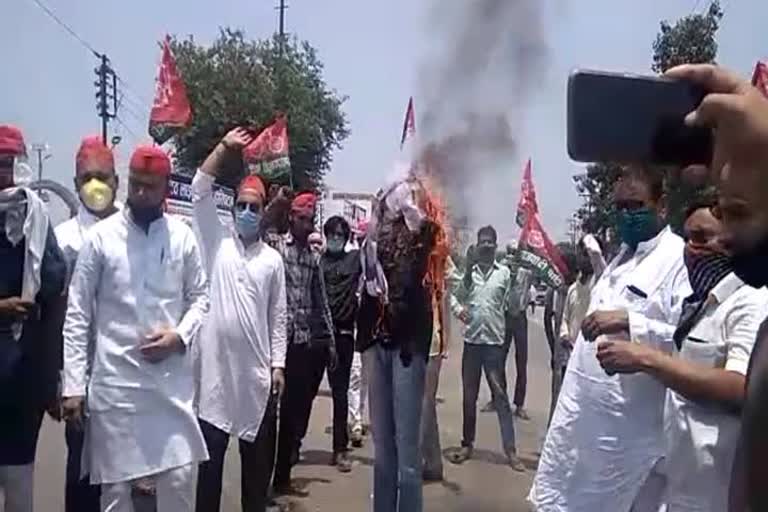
[76,135,114,171]
[291,192,317,216]
[129,145,171,176]
[0,125,26,156]
[238,174,266,200]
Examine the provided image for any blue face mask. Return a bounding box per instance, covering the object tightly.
[616,207,660,247]
[235,206,263,242]
[326,237,346,254]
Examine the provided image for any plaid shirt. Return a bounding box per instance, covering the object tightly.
[267,233,335,347]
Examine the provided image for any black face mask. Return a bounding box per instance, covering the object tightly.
[128,200,163,226]
[684,248,733,298]
[731,235,768,287]
[476,245,496,263]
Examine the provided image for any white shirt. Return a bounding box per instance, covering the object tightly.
[663,274,768,512]
[531,227,691,512]
[56,206,111,282]
[192,171,287,441]
[556,275,595,367]
[63,210,210,484]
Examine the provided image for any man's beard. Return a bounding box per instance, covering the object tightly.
[128,199,163,225]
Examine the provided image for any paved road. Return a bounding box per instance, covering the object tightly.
[34,312,553,511]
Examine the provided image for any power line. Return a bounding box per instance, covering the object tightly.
[116,75,153,112]
[28,0,101,57]
[114,116,142,143]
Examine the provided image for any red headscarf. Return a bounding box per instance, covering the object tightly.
[0,125,25,157]
[129,145,171,176]
[291,192,317,216]
[76,136,115,171]
[238,174,267,201]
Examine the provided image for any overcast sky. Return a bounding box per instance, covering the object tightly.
[2,0,767,238]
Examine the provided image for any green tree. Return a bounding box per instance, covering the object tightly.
[575,2,722,237]
[169,29,349,190]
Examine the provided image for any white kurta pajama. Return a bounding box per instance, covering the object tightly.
[530,227,691,512]
[63,210,210,496]
[191,171,287,440]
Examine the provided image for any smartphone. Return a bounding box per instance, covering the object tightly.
[567,69,713,166]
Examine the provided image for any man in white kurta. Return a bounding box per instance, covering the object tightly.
[62,145,210,512]
[55,135,121,512]
[192,128,287,512]
[530,166,691,512]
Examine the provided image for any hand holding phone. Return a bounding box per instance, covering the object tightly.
[567,69,713,166]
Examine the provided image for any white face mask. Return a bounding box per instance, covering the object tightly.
[13,158,33,186]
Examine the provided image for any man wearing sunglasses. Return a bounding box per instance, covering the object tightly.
[191,128,287,512]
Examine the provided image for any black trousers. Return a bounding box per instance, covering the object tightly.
[0,401,43,466]
[292,335,355,452]
[274,342,329,487]
[65,422,100,512]
[327,333,355,453]
[195,396,277,512]
[502,313,529,408]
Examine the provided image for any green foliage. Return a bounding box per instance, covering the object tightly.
[574,162,623,242]
[169,29,349,190]
[652,1,723,73]
[575,3,722,239]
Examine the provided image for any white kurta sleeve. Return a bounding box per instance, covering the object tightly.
[560,286,574,341]
[628,263,689,348]
[723,290,766,375]
[192,170,224,275]
[177,231,209,347]
[269,257,288,369]
[62,232,102,397]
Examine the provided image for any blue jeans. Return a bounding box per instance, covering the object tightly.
[462,343,517,454]
[365,343,427,512]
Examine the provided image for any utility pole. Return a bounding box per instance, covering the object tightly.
[277,0,288,38]
[94,54,117,145]
[31,144,51,182]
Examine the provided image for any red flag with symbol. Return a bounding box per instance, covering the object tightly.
[519,213,569,278]
[401,97,416,150]
[516,158,539,227]
[752,60,768,98]
[243,114,292,186]
[149,36,192,145]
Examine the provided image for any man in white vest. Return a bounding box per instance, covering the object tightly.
[62,145,210,512]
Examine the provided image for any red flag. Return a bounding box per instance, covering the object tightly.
[243,115,292,186]
[516,158,539,227]
[401,97,416,150]
[752,60,768,98]
[149,37,192,145]
[519,213,569,278]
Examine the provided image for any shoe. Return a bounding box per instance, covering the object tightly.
[480,401,495,413]
[448,446,472,465]
[507,453,526,472]
[514,407,531,421]
[332,451,353,473]
[273,481,310,498]
[422,469,444,482]
[350,430,364,448]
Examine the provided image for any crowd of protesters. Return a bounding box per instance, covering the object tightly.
[1,61,768,512]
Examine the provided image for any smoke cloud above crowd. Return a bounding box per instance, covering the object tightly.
[417,0,549,238]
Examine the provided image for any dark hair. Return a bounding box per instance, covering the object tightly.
[477,225,498,244]
[323,215,351,240]
[620,165,665,201]
[683,190,719,221]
